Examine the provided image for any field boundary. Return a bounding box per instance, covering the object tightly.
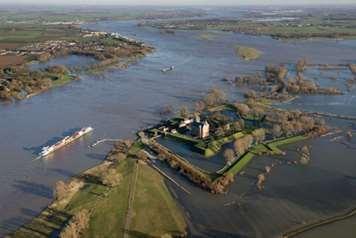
[282,207,356,238]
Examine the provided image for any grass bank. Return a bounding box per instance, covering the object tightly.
[198,132,245,157]
[130,163,186,237]
[220,135,308,176]
[12,158,186,238]
[168,130,245,158]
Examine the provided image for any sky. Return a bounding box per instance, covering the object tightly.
[3,0,356,5]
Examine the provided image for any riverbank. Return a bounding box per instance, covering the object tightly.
[0,25,153,102]
[11,143,186,238]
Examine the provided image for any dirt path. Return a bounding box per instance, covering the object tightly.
[123,162,140,238]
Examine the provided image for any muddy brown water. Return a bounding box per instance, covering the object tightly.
[1,10,356,237]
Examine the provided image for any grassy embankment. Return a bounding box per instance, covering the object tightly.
[12,158,186,238]
[220,135,308,176]
[235,45,262,61]
[198,132,244,157]
[155,133,308,193]
[167,131,245,157]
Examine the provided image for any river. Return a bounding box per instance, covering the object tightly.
[1,11,356,237]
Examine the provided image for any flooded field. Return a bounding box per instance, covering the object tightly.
[1,8,356,237]
[159,136,356,237]
[294,215,356,238]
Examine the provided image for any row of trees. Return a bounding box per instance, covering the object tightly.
[151,140,238,194]
[106,139,133,162]
[235,99,328,138]
[223,129,266,164]
[265,109,327,137]
[193,87,227,112]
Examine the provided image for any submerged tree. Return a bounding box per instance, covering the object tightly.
[195,100,206,112]
[179,105,189,118]
[234,103,250,116]
[296,58,307,74]
[204,87,226,107]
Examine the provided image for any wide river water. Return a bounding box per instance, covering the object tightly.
[1,15,356,237]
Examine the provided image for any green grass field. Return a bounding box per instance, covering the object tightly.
[219,135,308,177]
[12,158,186,238]
[130,163,186,237]
[0,24,81,45]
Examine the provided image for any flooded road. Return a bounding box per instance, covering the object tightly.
[1,14,356,237]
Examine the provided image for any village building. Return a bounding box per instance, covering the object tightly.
[179,118,194,128]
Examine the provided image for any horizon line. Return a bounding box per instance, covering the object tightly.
[1,3,356,7]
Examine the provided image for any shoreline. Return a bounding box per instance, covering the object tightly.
[11,140,187,238]
[0,27,154,103]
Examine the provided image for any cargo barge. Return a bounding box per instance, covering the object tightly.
[37,127,93,159]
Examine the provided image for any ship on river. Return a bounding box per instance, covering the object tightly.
[161,66,175,73]
[38,127,94,158]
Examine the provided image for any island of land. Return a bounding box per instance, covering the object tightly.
[143,7,356,39]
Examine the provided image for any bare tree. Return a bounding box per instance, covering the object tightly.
[179,106,189,118]
[204,87,226,107]
[296,58,307,74]
[235,103,250,116]
[252,128,266,144]
[223,149,235,164]
[100,168,122,187]
[60,209,90,238]
[195,100,206,112]
[54,180,68,201]
[271,124,282,138]
[234,135,253,156]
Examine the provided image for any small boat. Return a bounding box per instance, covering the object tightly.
[37,127,93,159]
[161,66,175,73]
